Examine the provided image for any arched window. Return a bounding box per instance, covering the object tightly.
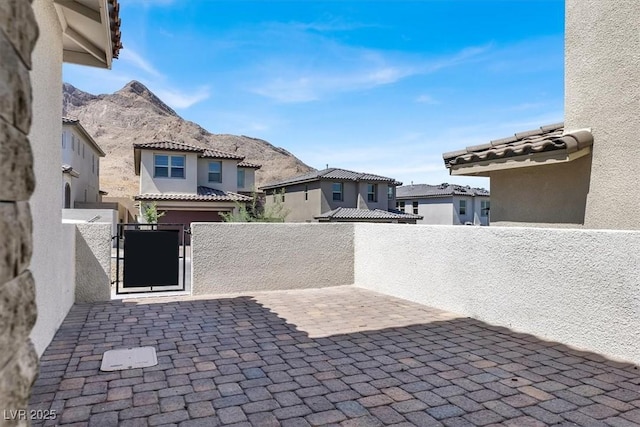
[64,183,71,208]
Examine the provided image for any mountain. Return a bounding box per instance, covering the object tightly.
[62,81,314,198]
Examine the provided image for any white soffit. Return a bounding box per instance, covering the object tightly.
[54,0,113,69]
[101,346,158,371]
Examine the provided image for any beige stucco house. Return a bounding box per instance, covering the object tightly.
[396,183,490,226]
[133,141,261,224]
[260,168,422,224]
[443,0,640,230]
[61,117,105,208]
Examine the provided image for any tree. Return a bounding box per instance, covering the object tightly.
[221,189,289,222]
[141,202,165,223]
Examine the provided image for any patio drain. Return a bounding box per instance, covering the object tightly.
[100,346,158,371]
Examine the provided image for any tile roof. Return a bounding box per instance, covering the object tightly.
[315,207,422,221]
[108,0,123,59]
[237,161,262,169]
[261,168,398,190]
[201,149,244,160]
[443,123,594,170]
[133,141,247,161]
[62,117,106,157]
[397,183,489,199]
[135,187,252,202]
[133,141,205,153]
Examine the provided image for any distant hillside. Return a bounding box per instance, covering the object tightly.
[62,81,314,198]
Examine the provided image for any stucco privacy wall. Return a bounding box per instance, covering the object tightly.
[0,0,40,419]
[566,0,640,230]
[354,223,640,364]
[74,223,111,303]
[191,223,354,294]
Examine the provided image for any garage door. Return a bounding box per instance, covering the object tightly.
[159,210,228,244]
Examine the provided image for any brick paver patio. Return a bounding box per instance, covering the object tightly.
[29,286,640,426]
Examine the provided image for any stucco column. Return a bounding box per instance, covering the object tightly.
[565,0,640,230]
[0,0,40,421]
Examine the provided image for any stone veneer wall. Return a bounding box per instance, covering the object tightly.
[0,0,40,421]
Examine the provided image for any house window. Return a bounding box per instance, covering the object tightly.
[305,185,308,201]
[332,182,343,201]
[367,184,377,202]
[459,200,467,215]
[481,200,490,217]
[61,134,65,149]
[82,144,85,158]
[387,186,393,200]
[237,169,245,188]
[208,161,222,182]
[92,154,95,174]
[71,136,75,151]
[154,154,185,178]
[397,201,405,211]
[413,201,419,214]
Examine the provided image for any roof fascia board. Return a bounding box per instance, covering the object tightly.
[149,202,240,210]
[261,177,320,190]
[450,147,591,176]
[63,50,106,68]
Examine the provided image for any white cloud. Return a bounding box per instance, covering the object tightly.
[249,40,490,103]
[415,94,439,105]
[154,86,211,109]
[119,49,163,78]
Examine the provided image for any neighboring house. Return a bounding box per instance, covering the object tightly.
[443,123,593,227]
[396,183,490,226]
[61,117,105,208]
[133,141,261,224]
[260,168,422,224]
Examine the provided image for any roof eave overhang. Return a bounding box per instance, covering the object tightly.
[54,0,115,69]
[260,177,319,190]
[449,146,591,177]
[63,170,80,178]
[63,121,106,156]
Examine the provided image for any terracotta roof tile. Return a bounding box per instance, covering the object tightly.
[108,0,123,58]
[135,187,252,202]
[315,207,422,221]
[133,141,204,153]
[237,161,262,169]
[133,141,246,161]
[201,149,244,160]
[443,123,594,169]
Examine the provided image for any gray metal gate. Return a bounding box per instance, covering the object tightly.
[114,223,189,295]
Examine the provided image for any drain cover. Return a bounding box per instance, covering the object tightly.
[101,347,158,371]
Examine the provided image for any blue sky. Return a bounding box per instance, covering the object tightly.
[64,0,565,189]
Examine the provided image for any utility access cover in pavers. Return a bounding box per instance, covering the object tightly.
[100,346,158,371]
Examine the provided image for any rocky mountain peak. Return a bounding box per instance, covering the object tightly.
[115,80,178,117]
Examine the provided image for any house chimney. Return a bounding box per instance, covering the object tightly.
[566,0,640,229]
